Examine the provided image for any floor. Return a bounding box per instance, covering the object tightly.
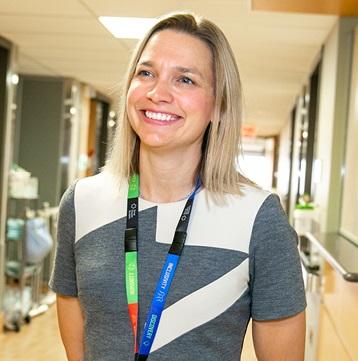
[0,305,67,361]
[0,305,257,361]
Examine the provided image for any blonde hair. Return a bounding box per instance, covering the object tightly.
[106,12,255,199]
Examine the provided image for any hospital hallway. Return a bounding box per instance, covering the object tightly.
[1,1,358,360]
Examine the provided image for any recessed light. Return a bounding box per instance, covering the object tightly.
[99,16,157,39]
[11,74,19,85]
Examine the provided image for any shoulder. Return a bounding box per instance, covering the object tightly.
[68,171,129,243]
[219,186,294,254]
[248,190,298,259]
[251,192,294,241]
[195,185,271,222]
[233,184,271,209]
[219,184,272,219]
[59,171,122,213]
[75,170,123,199]
[226,187,285,246]
[186,186,272,252]
[73,170,129,207]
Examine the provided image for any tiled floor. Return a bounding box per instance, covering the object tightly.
[0,305,257,361]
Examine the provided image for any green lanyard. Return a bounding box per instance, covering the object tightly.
[125,174,140,354]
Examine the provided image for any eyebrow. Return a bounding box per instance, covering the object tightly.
[137,61,153,68]
[175,66,205,80]
[137,61,205,80]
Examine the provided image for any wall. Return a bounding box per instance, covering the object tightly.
[16,76,64,206]
[0,41,9,321]
[314,17,358,232]
[77,84,91,179]
[314,23,339,231]
[288,94,305,223]
[0,38,16,314]
[327,17,358,232]
[277,115,292,205]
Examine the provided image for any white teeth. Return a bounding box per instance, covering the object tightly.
[145,111,178,121]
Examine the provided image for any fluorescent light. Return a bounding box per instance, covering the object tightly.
[99,16,157,39]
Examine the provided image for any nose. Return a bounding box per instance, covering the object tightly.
[146,78,173,103]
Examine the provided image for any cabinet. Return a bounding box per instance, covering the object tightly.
[317,261,358,361]
[317,304,351,361]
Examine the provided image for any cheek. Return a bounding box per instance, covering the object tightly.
[127,80,145,109]
[126,84,137,110]
[181,92,211,112]
[181,93,214,125]
[126,85,141,131]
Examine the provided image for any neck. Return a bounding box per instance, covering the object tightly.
[138,145,201,203]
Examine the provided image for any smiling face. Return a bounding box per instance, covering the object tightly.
[126,29,215,156]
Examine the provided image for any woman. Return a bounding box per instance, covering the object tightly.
[50,12,306,361]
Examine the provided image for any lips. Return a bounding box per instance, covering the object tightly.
[143,110,181,122]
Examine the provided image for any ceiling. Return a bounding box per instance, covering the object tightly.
[0,0,337,136]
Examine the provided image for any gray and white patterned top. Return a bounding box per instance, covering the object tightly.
[50,171,306,361]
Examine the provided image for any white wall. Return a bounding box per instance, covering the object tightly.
[276,115,291,203]
[289,95,306,223]
[314,23,339,231]
[239,137,274,191]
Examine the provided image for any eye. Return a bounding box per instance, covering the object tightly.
[178,76,195,85]
[136,69,153,78]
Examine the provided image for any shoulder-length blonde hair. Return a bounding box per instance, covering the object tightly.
[106,12,254,198]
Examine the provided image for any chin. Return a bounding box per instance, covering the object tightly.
[138,135,172,149]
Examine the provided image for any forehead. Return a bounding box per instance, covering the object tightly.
[138,29,213,73]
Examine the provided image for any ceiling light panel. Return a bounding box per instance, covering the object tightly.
[99,16,157,39]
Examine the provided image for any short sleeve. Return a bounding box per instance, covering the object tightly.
[249,194,306,321]
[49,183,78,296]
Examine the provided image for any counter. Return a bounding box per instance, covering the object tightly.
[305,231,358,282]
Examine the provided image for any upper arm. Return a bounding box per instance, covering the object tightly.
[252,311,306,361]
[50,185,83,359]
[249,194,306,321]
[49,183,78,296]
[249,195,307,359]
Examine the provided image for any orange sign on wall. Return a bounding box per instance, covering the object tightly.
[252,0,358,16]
[242,124,257,137]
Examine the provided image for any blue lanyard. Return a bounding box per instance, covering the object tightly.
[125,175,201,361]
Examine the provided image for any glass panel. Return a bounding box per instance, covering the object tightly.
[340,29,358,245]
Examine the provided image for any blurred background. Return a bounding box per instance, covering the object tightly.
[0,1,357,360]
